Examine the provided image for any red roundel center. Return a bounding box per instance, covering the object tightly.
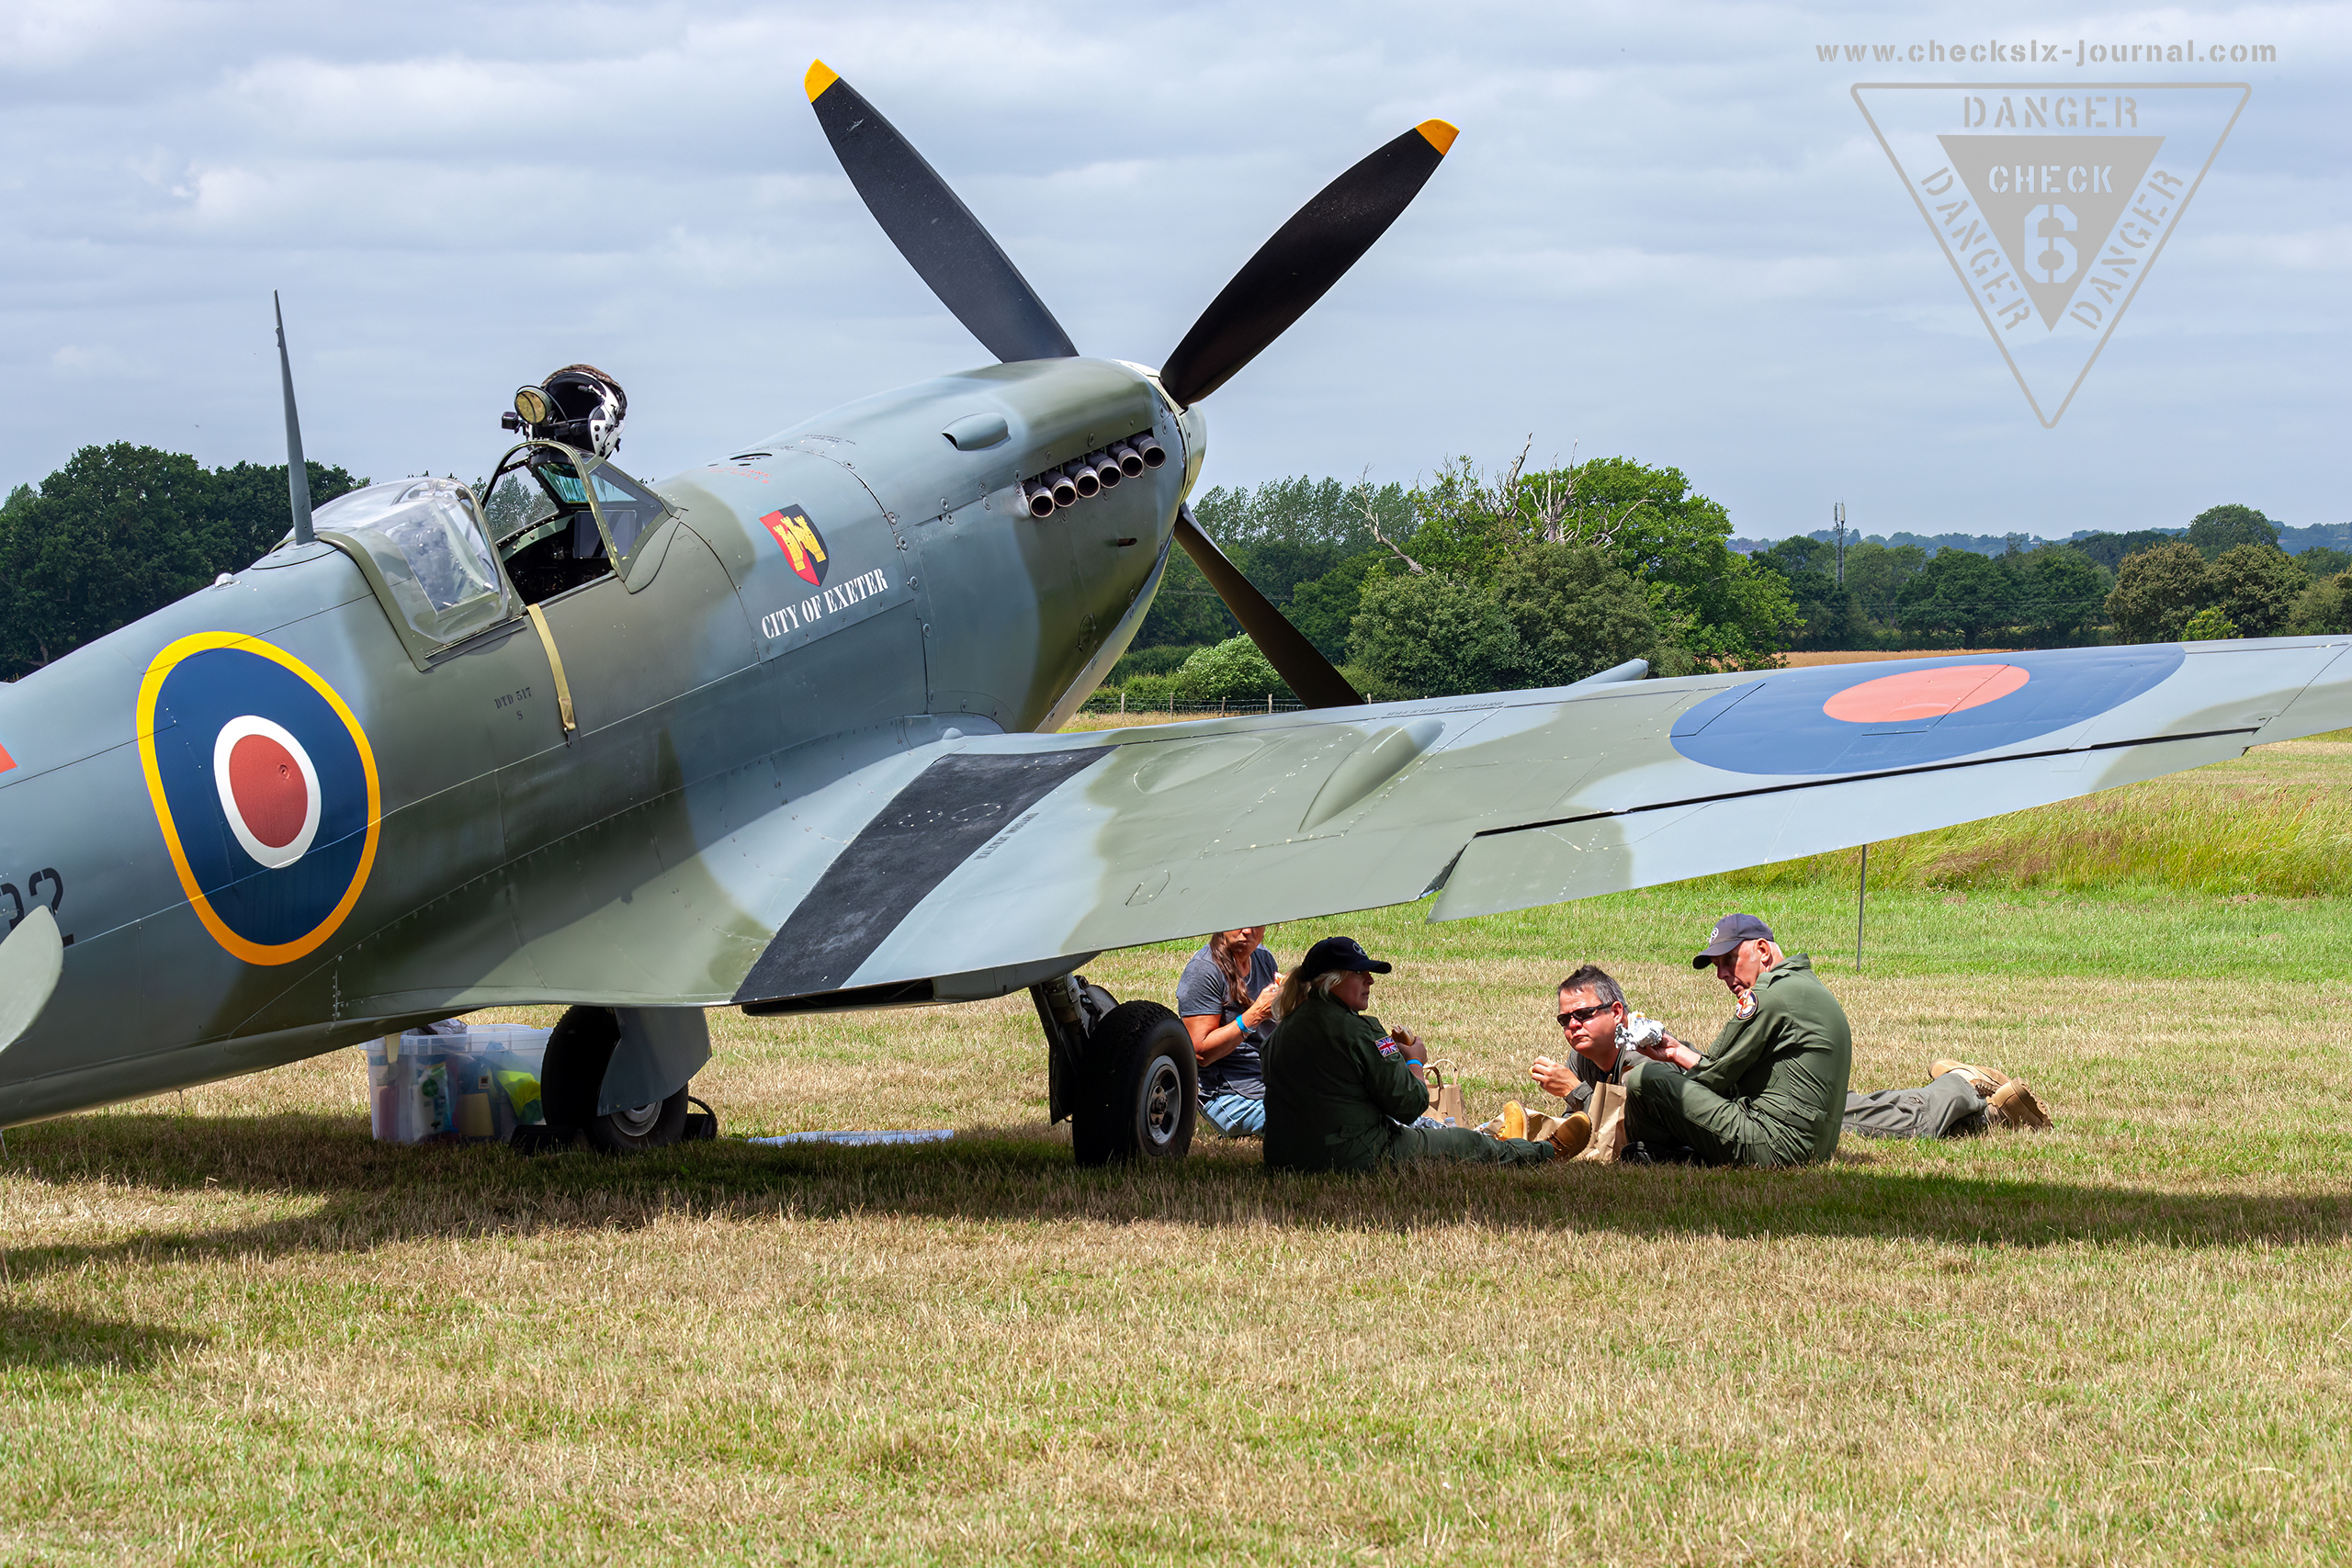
[228,733,310,849]
[1822,663,2030,725]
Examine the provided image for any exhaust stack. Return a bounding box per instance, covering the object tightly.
[1108,441,1145,478]
[1090,451,1122,489]
[1022,480,1057,519]
[1066,460,1100,500]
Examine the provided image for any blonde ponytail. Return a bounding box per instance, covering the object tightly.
[1272,969,1347,1022]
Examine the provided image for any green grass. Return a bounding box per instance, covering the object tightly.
[1714,736,2352,899]
[5,740,2352,1563]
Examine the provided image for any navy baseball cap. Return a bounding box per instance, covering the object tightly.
[1296,936,1393,982]
[1691,913,1775,967]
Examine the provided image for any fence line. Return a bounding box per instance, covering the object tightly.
[1077,691,1306,716]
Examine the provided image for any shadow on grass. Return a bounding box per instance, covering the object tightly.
[3,1111,2347,1281]
[0,1303,205,1371]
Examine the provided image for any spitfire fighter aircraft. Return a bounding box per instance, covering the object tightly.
[3,63,2349,1160]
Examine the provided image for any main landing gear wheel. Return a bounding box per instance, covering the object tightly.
[1071,1000,1196,1167]
[584,1085,693,1153]
[537,1004,694,1154]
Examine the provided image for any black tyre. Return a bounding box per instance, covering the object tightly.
[1071,1000,1195,1167]
[581,1085,693,1154]
[539,1004,693,1155]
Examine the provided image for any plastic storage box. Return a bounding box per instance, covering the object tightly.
[362,1023,552,1145]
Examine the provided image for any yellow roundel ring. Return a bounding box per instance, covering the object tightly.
[137,632,381,966]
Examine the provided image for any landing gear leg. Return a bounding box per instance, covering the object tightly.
[535,1004,701,1154]
[1033,976,1196,1167]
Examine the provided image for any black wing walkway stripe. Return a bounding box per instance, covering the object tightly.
[732,750,1102,1005]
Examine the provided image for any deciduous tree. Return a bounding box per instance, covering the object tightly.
[2012,547,2109,644]
[2106,541,2209,643]
[1895,547,2013,646]
[1174,636,1292,704]
[2185,503,2279,559]
[0,445,362,680]
[1347,570,1521,699]
[1493,542,1666,686]
[2288,570,2352,637]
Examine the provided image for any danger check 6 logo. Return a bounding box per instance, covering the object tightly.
[137,634,381,965]
[1853,82,2249,425]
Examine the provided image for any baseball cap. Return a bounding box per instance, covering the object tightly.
[1691,913,1775,968]
[1296,936,1393,981]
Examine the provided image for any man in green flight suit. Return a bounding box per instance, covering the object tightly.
[1263,936,1588,1172]
[1622,914,1851,1168]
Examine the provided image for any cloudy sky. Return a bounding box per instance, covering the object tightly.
[1,1,2340,541]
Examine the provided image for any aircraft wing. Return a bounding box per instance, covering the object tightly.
[339,638,2352,1018]
[718,637,2352,1007]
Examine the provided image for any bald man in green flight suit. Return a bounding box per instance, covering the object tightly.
[1622,913,1851,1168]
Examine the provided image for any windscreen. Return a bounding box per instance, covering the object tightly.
[589,465,664,558]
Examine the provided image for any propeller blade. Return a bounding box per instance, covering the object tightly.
[274,291,314,544]
[805,61,1079,364]
[0,906,64,1056]
[1159,120,1457,409]
[1173,506,1361,709]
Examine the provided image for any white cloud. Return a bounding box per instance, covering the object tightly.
[49,343,150,378]
[0,0,2342,539]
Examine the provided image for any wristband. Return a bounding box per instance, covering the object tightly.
[1404,1058,1424,1067]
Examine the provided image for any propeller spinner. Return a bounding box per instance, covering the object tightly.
[802,62,1457,709]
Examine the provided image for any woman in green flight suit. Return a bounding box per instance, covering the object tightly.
[1261,936,1587,1173]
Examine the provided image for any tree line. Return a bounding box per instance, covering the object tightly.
[1746,503,2346,652]
[1105,488,2346,707]
[0,444,364,681]
[1114,451,1800,706]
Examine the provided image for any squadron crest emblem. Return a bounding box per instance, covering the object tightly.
[760,506,830,586]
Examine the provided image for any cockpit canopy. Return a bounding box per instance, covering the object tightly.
[311,477,514,653]
[315,479,501,611]
[277,446,673,670]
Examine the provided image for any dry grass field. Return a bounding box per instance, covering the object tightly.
[4,740,2350,1564]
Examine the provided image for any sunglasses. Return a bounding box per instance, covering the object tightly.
[1556,1003,1613,1027]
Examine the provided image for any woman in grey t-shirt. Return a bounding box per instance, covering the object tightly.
[1177,926,1282,1136]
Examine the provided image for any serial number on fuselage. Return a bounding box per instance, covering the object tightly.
[2,867,70,944]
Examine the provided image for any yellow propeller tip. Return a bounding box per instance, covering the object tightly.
[1416,118,1459,154]
[805,60,841,102]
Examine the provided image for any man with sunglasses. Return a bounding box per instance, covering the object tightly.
[1527,964,1689,1161]
[1611,913,1851,1168]
[1533,964,1657,1096]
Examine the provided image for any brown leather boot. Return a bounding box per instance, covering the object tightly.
[1549,1111,1592,1158]
[1985,1079,2052,1130]
[1499,1100,1527,1142]
[1930,1059,2009,1096]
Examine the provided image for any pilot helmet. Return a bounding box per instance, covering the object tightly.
[516,364,628,458]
